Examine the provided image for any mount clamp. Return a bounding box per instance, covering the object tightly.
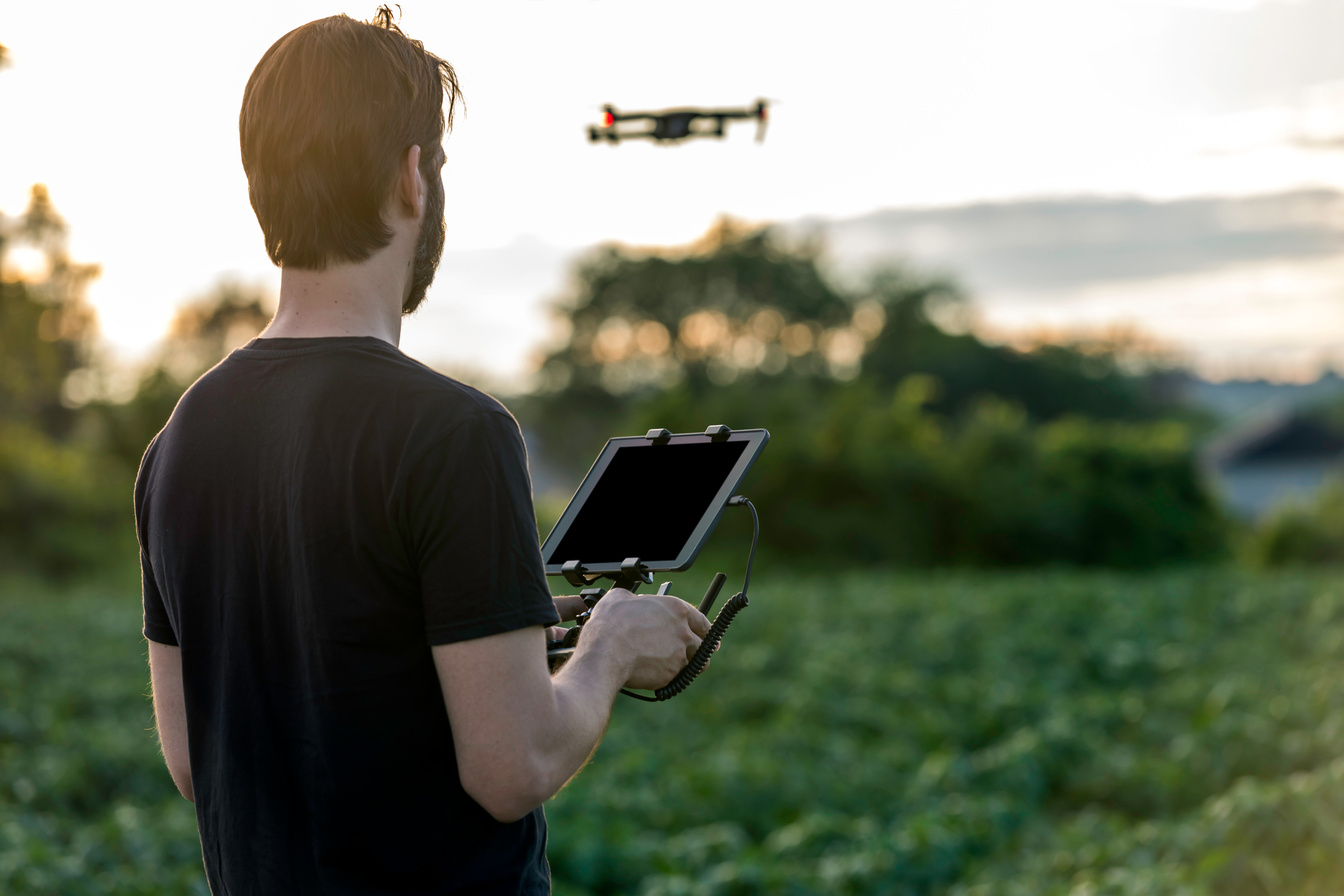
[561,560,593,589]
[617,557,653,591]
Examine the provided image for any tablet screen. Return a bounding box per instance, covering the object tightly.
[542,430,766,574]
[537,429,768,574]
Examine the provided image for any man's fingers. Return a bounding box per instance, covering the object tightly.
[552,595,588,622]
[685,634,702,663]
[652,594,710,637]
[666,596,709,636]
[687,606,711,639]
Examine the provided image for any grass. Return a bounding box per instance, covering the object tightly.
[5,566,1344,894]
[0,570,206,895]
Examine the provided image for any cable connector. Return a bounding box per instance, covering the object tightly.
[727,495,749,507]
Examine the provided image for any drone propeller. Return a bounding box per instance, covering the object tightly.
[754,99,771,144]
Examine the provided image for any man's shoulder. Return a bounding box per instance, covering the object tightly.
[396,358,514,422]
[377,354,520,443]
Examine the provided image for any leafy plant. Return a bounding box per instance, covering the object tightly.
[11,569,1344,894]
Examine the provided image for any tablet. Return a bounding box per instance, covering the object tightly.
[540,427,769,578]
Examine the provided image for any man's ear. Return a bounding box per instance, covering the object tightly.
[397,144,425,220]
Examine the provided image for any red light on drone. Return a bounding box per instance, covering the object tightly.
[602,111,615,128]
[759,106,768,122]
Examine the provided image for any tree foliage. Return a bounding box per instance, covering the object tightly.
[629,376,1225,568]
[535,220,858,396]
[0,186,123,574]
[531,218,1165,415]
[0,185,101,439]
[521,219,1175,469]
[0,184,270,572]
[519,218,1218,567]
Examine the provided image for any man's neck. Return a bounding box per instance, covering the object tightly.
[262,252,408,346]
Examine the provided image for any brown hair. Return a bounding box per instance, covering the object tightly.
[239,7,461,270]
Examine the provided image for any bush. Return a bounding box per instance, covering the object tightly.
[0,425,134,575]
[620,376,1227,568]
[1243,479,1344,568]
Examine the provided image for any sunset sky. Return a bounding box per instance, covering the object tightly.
[4,0,1344,385]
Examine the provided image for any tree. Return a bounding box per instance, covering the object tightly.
[522,218,924,471]
[533,218,862,398]
[0,185,101,438]
[0,186,124,573]
[519,217,1171,478]
[856,270,1166,423]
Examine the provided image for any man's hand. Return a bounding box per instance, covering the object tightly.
[573,588,709,690]
[548,595,587,643]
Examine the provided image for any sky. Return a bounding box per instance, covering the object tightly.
[4,0,1344,385]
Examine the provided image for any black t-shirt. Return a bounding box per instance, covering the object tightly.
[135,336,560,895]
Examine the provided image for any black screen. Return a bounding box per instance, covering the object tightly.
[547,440,748,565]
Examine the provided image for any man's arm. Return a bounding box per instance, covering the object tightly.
[432,588,707,823]
[147,641,194,802]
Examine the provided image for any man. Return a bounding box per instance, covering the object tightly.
[136,10,709,894]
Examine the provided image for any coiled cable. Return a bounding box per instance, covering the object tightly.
[621,497,758,702]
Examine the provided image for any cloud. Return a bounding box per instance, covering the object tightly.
[398,189,1344,383]
[1163,0,1344,110]
[788,188,1344,380]
[1291,135,1344,152]
[797,189,1344,294]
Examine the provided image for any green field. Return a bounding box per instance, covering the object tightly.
[5,567,1344,895]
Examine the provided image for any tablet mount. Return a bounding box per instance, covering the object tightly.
[545,425,760,702]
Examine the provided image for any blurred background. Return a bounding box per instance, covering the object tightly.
[8,1,1344,894]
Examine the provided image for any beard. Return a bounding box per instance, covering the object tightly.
[402,169,446,315]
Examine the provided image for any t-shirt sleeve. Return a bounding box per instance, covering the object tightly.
[140,547,178,646]
[135,442,179,646]
[405,409,560,645]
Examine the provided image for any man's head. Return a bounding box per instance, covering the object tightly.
[239,8,460,314]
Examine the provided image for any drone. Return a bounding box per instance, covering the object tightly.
[588,100,769,145]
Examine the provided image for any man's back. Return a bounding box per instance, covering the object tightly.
[137,335,558,894]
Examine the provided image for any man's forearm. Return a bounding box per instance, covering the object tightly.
[437,625,633,823]
[148,641,195,802]
[536,638,629,797]
[437,591,703,822]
